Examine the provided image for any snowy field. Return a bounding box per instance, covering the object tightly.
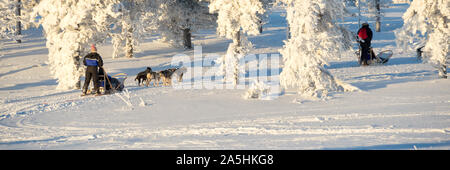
[0,3,449,150]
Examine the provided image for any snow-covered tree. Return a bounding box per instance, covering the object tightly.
[157,0,216,49]
[0,0,20,41]
[13,0,21,43]
[115,0,139,59]
[360,0,392,32]
[209,0,265,85]
[31,0,121,90]
[278,0,359,98]
[110,0,216,58]
[0,0,38,44]
[348,0,391,31]
[110,0,158,59]
[395,0,449,79]
[258,0,275,33]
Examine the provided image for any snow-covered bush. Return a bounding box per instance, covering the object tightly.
[278,0,359,98]
[395,0,449,78]
[116,88,133,108]
[244,80,271,99]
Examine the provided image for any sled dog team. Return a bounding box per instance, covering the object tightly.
[135,67,187,87]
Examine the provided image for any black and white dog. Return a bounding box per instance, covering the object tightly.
[135,67,152,86]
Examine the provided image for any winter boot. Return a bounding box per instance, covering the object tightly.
[81,89,88,96]
[82,88,88,95]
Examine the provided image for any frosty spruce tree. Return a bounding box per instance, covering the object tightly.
[1,0,37,52]
[113,0,141,59]
[279,0,359,98]
[209,0,265,85]
[110,0,217,58]
[110,0,158,59]
[157,0,216,49]
[0,0,22,42]
[31,0,121,90]
[0,0,15,40]
[395,0,449,79]
[356,0,392,32]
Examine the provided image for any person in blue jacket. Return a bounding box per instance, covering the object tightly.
[82,44,103,95]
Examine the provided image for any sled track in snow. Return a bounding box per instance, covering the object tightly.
[76,111,450,149]
[3,110,448,149]
[0,85,151,121]
[1,85,449,149]
[138,112,450,136]
[0,91,107,121]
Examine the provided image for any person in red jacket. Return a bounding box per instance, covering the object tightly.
[357,23,373,66]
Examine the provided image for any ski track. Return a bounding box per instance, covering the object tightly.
[1,91,94,120]
[0,84,152,121]
[1,107,449,149]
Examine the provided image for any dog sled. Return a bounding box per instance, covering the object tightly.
[82,67,127,96]
[357,48,393,66]
[99,72,127,95]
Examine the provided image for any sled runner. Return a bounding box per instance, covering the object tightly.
[373,49,393,64]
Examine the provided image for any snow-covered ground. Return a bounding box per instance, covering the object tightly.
[0,3,449,150]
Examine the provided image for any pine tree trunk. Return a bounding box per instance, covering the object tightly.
[358,0,361,27]
[438,64,447,79]
[233,30,241,50]
[183,28,192,49]
[375,0,381,32]
[124,1,134,58]
[74,45,82,89]
[232,30,241,85]
[125,26,133,58]
[15,0,22,43]
[286,24,291,39]
[259,20,263,33]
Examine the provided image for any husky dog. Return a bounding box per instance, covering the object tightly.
[146,71,161,87]
[159,69,175,86]
[135,67,152,86]
[172,67,187,83]
[159,67,187,86]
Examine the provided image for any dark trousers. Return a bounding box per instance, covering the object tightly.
[83,66,99,93]
[360,41,371,64]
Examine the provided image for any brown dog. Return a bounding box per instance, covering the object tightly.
[159,67,187,86]
[159,69,176,86]
[146,71,161,87]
